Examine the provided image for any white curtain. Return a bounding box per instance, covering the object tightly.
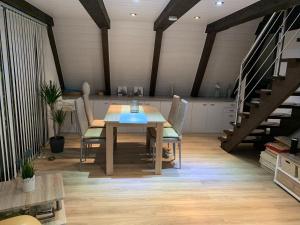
[0,5,47,181]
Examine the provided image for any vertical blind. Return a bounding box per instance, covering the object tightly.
[0,5,47,181]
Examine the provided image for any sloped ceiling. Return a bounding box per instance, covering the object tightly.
[26,0,261,96]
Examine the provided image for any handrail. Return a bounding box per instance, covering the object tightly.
[235,6,299,124]
[233,11,283,95]
[244,9,300,93]
[243,27,300,103]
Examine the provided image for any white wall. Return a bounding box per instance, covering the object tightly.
[43,27,59,84]
[53,17,105,93]
[156,23,205,97]
[109,21,155,95]
[43,26,59,138]
[199,19,260,97]
[47,17,261,97]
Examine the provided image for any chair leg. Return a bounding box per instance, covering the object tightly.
[80,140,83,169]
[173,142,176,160]
[178,142,182,169]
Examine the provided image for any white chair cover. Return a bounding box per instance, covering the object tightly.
[82,82,94,125]
[75,97,89,136]
[173,99,189,136]
[168,95,180,125]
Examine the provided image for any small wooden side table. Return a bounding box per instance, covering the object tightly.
[0,174,66,225]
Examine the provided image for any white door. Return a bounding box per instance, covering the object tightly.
[190,102,208,133]
[206,103,224,133]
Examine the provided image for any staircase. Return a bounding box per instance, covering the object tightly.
[220,7,300,152]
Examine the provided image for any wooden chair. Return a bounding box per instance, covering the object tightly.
[75,97,105,168]
[82,82,105,128]
[150,99,189,169]
[164,95,180,128]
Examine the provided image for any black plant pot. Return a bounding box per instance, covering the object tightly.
[50,136,65,153]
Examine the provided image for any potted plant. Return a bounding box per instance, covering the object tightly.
[22,160,35,192]
[41,81,66,153]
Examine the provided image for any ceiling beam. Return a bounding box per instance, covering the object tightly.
[191,32,216,97]
[154,0,201,31]
[206,0,300,33]
[79,0,111,95]
[149,30,163,96]
[101,28,111,95]
[47,26,65,91]
[150,0,201,96]
[191,0,300,97]
[79,0,110,29]
[1,0,54,26]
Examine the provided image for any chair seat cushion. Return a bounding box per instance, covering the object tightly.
[84,128,105,139]
[0,215,41,225]
[163,121,173,128]
[150,127,179,139]
[91,119,105,128]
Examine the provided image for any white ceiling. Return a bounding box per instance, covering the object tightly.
[181,0,260,24]
[26,0,91,19]
[27,0,260,25]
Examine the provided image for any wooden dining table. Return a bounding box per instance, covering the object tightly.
[104,104,165,175]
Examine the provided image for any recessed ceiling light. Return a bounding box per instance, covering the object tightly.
[215,0,224,6]
[168,16,178,21]
[194,16,200,20]
[130,13,137,17]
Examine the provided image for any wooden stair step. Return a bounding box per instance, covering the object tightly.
[272,75,286,81]
[218,136,228,143]
[238,112,250,118]
[268,112,291,119]
[246,100,260,107]
[241,137,258,143]
[278,103,300,109]
[255,89,272,95]
[258,121,280,128]
[280,58,298,63]
[224,128,266,137]
[230,121,241,128]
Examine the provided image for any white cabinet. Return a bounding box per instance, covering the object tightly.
[191,103,208,133]
[190,102,236,133]
[63,98,236,134]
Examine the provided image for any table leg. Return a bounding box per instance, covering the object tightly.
[146,128,151,153]
[155,123,163,175]
[56,200,62,210]
[106,124,114,175]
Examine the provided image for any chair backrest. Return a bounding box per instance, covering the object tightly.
[75,97,89,136]
[82,82,94,125]
[173,99,189,136]
[168,95,180,125]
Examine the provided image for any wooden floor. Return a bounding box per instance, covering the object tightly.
[35,134,300,225]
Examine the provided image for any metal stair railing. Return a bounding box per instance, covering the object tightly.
[235,7,300,124]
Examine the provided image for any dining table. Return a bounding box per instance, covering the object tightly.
[104,104,166,175]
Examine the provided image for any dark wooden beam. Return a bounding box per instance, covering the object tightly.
[79,0,111,95]
[0,0,54,26]
[101,28,111,95]
[47,26,65,91]
[206,0,300,33]
[154,0,201,31]
[150,0,201,95]
[149,30,163,96]
[79,0,110,29]
[191,32,216,97]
